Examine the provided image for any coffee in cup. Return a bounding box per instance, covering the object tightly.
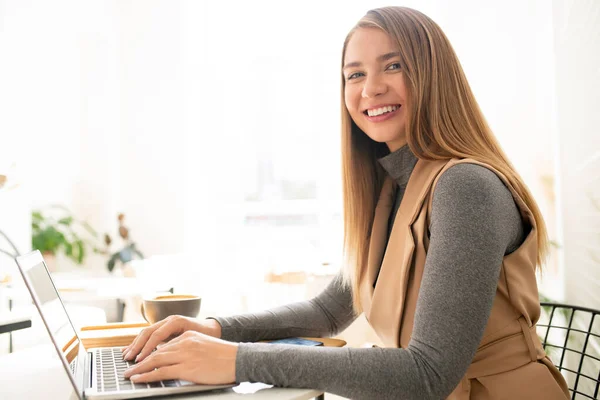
[141,294,201,324]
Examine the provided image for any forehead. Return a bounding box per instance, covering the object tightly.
[344,28,397,63]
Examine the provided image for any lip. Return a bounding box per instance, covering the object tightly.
[363,104,402,123]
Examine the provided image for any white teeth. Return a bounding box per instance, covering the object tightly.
[367,105,399,117]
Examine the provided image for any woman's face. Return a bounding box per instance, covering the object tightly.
[343,28,407,152]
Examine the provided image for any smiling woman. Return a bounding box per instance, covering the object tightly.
[120,6,569,400]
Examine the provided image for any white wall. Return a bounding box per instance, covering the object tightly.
[428,0,562,295]
[180,0,564,286]
[0,0,569,292]
[1,0,189,274]
[552,0,600,308]
[0,0,80,207]
[73,0,188,262]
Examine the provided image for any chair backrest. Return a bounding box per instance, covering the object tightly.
[538,302,600,400]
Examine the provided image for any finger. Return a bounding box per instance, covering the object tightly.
[122,345,133,357]
[158,330,194,348]
[122,343,134,354]
[124,351,179,378]
[124,319,170,361]
[129,365,180,383]
[136,322,185,362]
[152,338,184,354]
[123,328,151,360]
[154,330,202,353]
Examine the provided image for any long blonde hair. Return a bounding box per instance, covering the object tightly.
[341,7,549,313]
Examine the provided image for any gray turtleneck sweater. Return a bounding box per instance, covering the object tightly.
[213,145,526,399]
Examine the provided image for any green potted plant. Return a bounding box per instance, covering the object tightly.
[31,205,100,270]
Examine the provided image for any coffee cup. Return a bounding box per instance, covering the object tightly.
[140,294,201,324]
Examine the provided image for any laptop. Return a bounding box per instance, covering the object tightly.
[15,250,235,399]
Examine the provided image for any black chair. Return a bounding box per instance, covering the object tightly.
[538,302,600,400]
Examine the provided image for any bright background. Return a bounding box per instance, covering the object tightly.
[0,0,599,352]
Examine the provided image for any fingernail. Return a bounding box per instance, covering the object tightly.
[130,374,141,382]
[124,351,131,360]
[135,355,141,362]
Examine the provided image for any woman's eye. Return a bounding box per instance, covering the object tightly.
[387,62,401,71]
[347,72,364,80]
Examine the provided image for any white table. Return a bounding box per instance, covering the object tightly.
[0,344,325,400]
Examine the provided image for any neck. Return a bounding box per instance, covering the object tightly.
[386,137,408,153]
[377,144,418,188]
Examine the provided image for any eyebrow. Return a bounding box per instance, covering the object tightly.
[343,51,401,70]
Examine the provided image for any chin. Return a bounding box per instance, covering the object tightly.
[364,131,403,144]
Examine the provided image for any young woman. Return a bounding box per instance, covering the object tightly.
[121,7,569,399]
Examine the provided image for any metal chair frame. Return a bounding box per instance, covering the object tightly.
[539,302,600,400]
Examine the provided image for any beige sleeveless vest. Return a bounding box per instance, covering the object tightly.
[359,158,569,399]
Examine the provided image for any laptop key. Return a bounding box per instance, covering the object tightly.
[94,348,179,393]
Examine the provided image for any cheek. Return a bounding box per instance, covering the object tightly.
[343,89,352,112]
[344,87,360,114]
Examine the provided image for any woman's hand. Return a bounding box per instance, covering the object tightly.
[122,316,222,362]
[123,331,238,385]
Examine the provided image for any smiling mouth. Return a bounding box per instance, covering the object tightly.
[363,104,401,117]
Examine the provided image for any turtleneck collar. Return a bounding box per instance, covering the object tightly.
[377,144,418,188]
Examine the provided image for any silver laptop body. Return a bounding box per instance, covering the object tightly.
[15,250,234,399]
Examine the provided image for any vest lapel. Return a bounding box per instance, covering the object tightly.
[360,177,395,313]
[361,158,447,347]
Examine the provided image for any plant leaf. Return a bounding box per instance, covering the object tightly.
[58,217,74,226]
[32,211,44,222]
[76,240,85,264]
[65,242,73,257]
[107,254,119,272]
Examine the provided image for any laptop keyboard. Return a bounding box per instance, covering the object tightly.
[95,348,180,392]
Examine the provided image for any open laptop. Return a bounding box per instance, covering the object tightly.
[15,250,234,399]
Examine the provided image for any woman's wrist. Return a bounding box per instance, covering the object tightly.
[203,318,223,338]
[224,341,238,383]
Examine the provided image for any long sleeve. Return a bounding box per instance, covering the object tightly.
[211,271,357,343]
[230,163,526,400]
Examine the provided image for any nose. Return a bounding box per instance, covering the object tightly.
[361,73,387,98]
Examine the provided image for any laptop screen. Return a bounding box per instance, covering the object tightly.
[17,252,87,398]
